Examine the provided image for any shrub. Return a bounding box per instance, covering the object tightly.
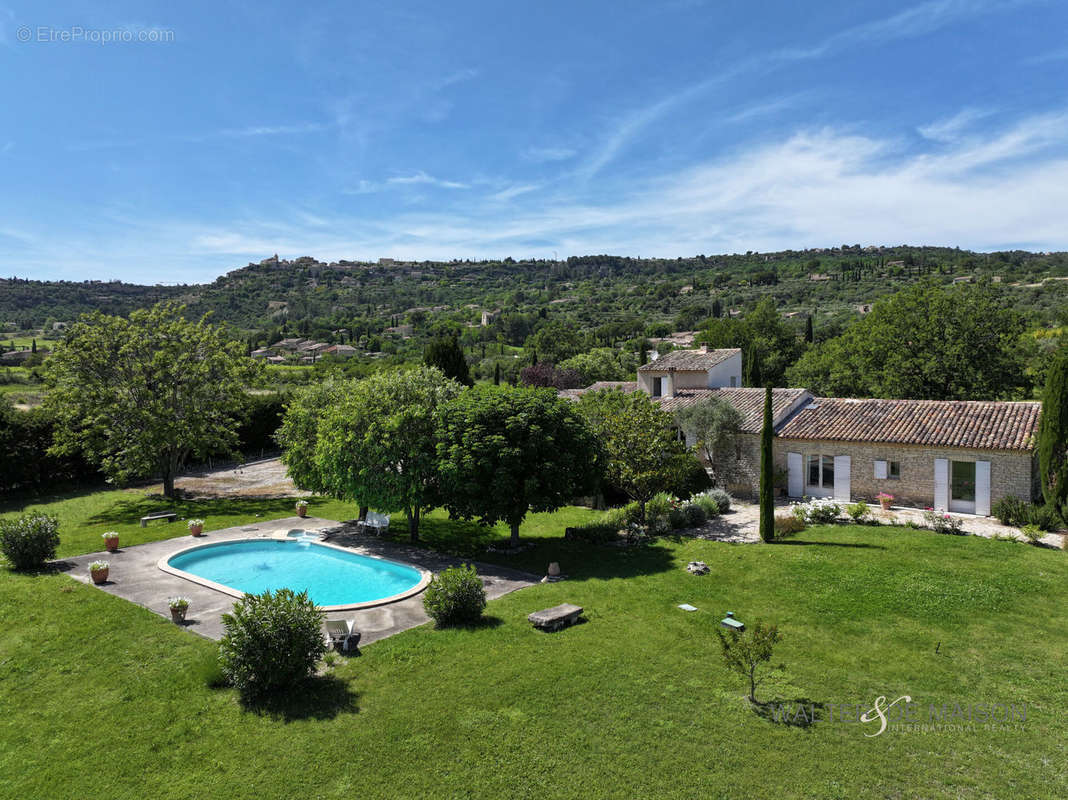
[0,512,60,570]
[774,514,805,537]
[422,564,487,627]
[219,589,326,697]
[846,501,870,523]
[682,502,708,528]
[565,522,620,544]
[1027,503,1062,532]
[707,488,731,513]
[922,510,964,535]
[1020,524,1045,545]
[992,495,1029,527]
[693,493,721,517]
[645,492,675,518]
[673,456,713,499]
[668,506,688,529]
[792,498,840,525]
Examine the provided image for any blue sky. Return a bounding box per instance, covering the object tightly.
[1,0,1067,283]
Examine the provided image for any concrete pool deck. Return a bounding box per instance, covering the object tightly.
[60,516,540,643]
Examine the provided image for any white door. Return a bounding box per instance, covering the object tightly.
[934,458,949,511]
[787,452,803,497]
[975,461,991,516]
[833,455,851,501]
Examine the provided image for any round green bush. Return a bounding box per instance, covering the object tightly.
[423,564,486,627]
[683,502,707,528]
[693,494,721,517]
[991,495,1028,527]
[0,512,60,571]
[219,589,326,697]
[707,488,731,513]
[668,506,688,529]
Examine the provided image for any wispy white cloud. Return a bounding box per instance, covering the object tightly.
[490,183,540,201]
[580,0,1041,178]
[1025,46,1068,65]
[726,94,811,124]
[216,122,327,138]
[386,171,468,189]
[917,107,994,141]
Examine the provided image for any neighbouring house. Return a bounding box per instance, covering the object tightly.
[481,309,501,326]
[322,344,357,359]
[565,347,1042,514]
[272,338,308,351]
[250,348,272,359]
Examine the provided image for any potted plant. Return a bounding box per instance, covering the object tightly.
[168,596,190,624]
[102,531,119,553]
[187,518,205,537]
[295,499,309,518]
[877,492,894,511]
[89,560,109,584]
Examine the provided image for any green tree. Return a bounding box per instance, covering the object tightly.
[559,347,638,385]
[43,303,261,498]
[313,366,461,541]
[276,380,353,493]
[716,621,784,703]
[525,320,586,365]
[673,396,743,487]
[436,385,602,546]
[1037,346,1068,521]
[698,297,804,387]
[787,281,1031,400]
[759,386,774,543]
[424,334,472,386]
[576,389,696,519]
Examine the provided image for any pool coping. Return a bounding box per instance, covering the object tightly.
[158,534,433,611]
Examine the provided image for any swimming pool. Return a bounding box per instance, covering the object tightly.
[161,538,430,610]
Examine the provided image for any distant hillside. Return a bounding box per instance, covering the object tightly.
[4,245,1067,335]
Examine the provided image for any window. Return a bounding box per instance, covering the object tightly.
[806,454,835,489]
[652,376,662,397]
[951,460,975,502]
[888,461,900,480]
[729,375,737,387]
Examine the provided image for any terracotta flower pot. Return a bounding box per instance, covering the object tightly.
[879,499,892,511]
[170,607,187,624]
[91,567,109,585]
[189,524,203,537]
[296,506,308,518]
[104,538,119,552]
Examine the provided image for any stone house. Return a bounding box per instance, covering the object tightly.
[568,347,1042,514]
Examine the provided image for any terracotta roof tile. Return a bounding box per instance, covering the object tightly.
[776,397,1041,451]
[655,387,810,434]
[637,348,740,372]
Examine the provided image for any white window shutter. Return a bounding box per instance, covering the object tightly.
[874,460,888,480]
[833,455,851,501]
[787,452,803,497]
[975,461,991,516]
[934,459,949,510]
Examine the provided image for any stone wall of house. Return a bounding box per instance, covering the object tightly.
[772,439,1036,508]
[711,434,1036,508]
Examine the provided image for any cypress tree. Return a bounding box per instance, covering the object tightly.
[424,335,472,386]
[493,363,500,386]
[31,338,37,354]
[759,386,775,542]
[804,315,814,344]
[1038,347,1068,521]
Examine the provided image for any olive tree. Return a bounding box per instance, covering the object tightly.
[674,396,743,487]
[43,303,261,498]
[436,385,602,546]
[313,366,461,541]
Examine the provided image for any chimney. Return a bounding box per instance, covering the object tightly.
[702,343,711,353]
[666,367,676,398]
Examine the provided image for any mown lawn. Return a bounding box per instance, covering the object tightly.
[1,492,1066,799]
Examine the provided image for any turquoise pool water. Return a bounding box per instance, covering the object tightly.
[167,539,423,607]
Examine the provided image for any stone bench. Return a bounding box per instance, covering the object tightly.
[528,603,583,632]
[140,511,177,527]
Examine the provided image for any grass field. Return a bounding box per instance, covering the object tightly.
[1,490,1066,799]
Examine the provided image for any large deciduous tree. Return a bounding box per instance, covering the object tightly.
[276,380,354,494]
[436,385,602,546]
[698,297,805,387]
[43,303,261,498]
[313,366,461,541]
[786,281,1032,400]
[674,396,743,487]
[1037,346,1068,521]
[576,389,700,519]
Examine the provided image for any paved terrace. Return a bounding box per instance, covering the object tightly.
[60,516,540,643]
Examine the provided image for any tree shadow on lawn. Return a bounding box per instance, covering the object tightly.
[750,697,827,729]
[86,495,302,527]
[241,674,360,722]
[774,539,886,550]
